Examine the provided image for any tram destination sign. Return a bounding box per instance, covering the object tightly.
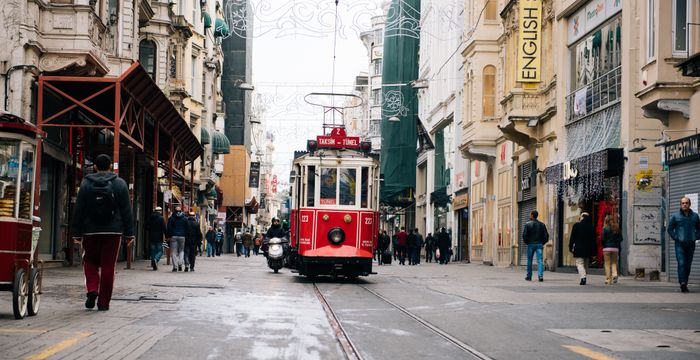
[316,128,361,149]
[665,134,700,166]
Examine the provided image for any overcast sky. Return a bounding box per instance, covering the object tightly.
[249,0,384,184]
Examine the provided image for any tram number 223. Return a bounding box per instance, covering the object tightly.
[301,215,309,223]
[364,217,373,225]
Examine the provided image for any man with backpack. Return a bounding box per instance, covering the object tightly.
[71,154,134,311]
[167,206,188,271]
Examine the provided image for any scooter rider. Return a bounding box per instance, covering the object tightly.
[263,218,287,257]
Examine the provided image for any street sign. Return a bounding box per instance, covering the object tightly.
[316,128,360,149]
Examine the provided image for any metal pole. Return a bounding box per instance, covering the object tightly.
[153,119,159,209]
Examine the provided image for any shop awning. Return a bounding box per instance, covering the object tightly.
[201,126,210,145]
[214,18,230,37]
[203,11,212,29]
[211,130,231,154]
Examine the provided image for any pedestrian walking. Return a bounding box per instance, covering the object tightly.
[392,231,399,260]
[397,227,408,265]
[144,206,166,271]
[437,228,451,264]
[184,212,201,272]
[215,227,224,256]
[235,229,243,257]
[205,226,216,257]
[601,214,623,285]
[71,154,134,311]
[254,233,262,256]
[166,206,188,272]
[407,229,416,265]
[413,228,423,265]
[668,196,700,293]
[425,233,434,263]
[378,230,390,266]
[569,212,597,285]
[243,229,253,257]
[522,210,549,282]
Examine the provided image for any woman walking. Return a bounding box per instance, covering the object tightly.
[601,215,623,285]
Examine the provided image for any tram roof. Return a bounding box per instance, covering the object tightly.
[293,149,379,166]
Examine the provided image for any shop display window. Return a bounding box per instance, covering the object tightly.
[0,140,20,218]
[19,145,35,219]
[571,16,622,91]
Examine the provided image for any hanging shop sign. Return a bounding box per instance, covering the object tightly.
[249,161,260,188]
[567,0,623,45]
[517,0,542,83]
[317,128,361,148]
[664,134,700,166]
[271,175,278,193]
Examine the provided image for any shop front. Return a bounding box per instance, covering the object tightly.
[546,148,624,269]
[664,134,700,284]
[517,160,537,266]
[452,190,469,262]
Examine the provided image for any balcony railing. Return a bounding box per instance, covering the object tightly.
[565,66,621,125]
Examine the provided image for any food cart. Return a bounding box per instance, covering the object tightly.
[0,111,42,319]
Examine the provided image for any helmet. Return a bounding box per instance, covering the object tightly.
[272,217,280,223]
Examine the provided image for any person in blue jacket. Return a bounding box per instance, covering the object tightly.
[668,196,700,293]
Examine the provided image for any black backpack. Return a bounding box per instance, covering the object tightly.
[87,180,116,224]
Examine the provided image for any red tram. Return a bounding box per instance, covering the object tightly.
[289,128,380,278]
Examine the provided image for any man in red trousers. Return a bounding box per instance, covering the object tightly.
[71,154,134,311]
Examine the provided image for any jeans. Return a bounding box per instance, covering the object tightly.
[526,243,544,279]
[170,236,185,268]
[575,257,589,279]
[244,246,250,257]
[603,250,619,284]
[149,241,163,263]
[235,243,243,257]
[206,243,214,257]
[184,243,197,269]
[675,241,696,285]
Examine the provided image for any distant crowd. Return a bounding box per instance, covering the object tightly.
[375,226,453,266]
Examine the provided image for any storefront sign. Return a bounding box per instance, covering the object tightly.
[520,176,531,191]
[248,162,260,188]
[452,192,469,210]
[271,175,278,193]
[517,0,542,83]
[562,161,578,180]
[567,0,623,45]
[317,128,360,148]
[664,134,700,166]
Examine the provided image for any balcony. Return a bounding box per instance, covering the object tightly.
[459,119,500,161]
[498,80,557,147]
[172,15,193,39]
[565,66,621,125]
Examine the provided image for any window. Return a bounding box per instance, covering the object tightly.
[320,168,337,205]
[375,29,383,45]
[339,168,356,205]
[372,59,382,75]
[673,0,689,55]
[570,17,622,91]
[306,166,315,207]
[647,0,655,61]
[485,0,497,21]
[193,0,198,25]
[191,56,197,99]
[170,45,178,78]
[361,167,368,208]
[482,65,496,117]
[139,40,157,79]
[371,89,382,106]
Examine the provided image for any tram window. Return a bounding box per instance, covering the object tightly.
[361,167,368,208]
[320,168,337,205]
[0,140,20,217]
[18,145,35,219]
[306,166,316,207]
[339,168,356,206]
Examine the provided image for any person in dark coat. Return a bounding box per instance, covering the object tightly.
[392,231,399,260]
[437,227,451,264]
[569,212,597,285]
[71,154,134,311]
[397,227,408,265]
[522,210,549,282]
[377,230,390,266]
[243,229,253,257]
[144,206,166,270]
[215,227,224,256]
[407,229,416,265]
[668,196,700,293]
[263,218,287,257]
[184,212,202,272]
[425,233,435,263]
[412,228,423,265]
[205,226,216,257]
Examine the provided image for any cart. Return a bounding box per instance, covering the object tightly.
[0,111,43,319]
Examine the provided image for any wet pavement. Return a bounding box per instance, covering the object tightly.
[0,254,699,359]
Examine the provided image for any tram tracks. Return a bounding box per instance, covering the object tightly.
[313,282,493,360]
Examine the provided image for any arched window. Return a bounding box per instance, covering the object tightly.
[139,40,157,80]
[482,65,496,117]
[485,0,498,21]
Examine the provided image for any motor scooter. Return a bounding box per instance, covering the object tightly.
[267,237,286,273]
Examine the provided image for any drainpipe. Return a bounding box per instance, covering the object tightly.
[3,65,39,113]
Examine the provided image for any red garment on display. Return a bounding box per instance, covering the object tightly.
[595,201,616,263]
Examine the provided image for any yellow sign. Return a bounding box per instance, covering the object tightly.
[517,0,542,84]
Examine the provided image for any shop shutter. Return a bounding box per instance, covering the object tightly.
[518,198,537,265]
[668,161,700,284]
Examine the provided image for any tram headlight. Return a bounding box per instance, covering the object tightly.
[327,227,345,245]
